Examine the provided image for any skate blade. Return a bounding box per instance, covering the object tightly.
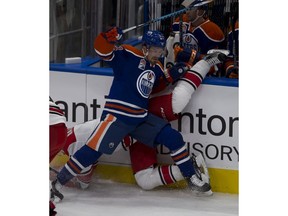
[76,181,90,190]
[193,189,213,197]
[52,196,62,203]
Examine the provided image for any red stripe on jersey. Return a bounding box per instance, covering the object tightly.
[160,166,175,185]
[50,106,64,116]
[62,128,76,155]
[183,71,203,88]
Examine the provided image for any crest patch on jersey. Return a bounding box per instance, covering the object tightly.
[136,70,155,98]
[138,59,146,70]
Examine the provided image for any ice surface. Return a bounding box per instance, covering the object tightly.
[54,179,238,216]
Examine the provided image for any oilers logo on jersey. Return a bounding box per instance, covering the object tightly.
[136,70,155,98]
[183,32,198,51]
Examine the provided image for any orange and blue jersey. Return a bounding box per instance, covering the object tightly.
[192,19,225,54]
[57,34,195,182]
[228,20,239,57]
[172,18,225,54]
[94,33,166,125]
[172,14,194,33]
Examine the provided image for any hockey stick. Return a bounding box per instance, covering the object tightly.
[179,13,184,47]
[122,0,213,33]
[230,3,238,66]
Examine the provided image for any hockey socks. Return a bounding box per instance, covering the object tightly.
[134,165,183,190]
[170,146,195,178]
[158,165,183,185]
[156,125,195,178]
[57,145,102,185]
[172,60,210,114]
[178,60,209,90]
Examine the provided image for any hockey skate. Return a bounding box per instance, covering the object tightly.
[187,174,213,196]
[203,50,227,66]
[191,153,210,184]
[187,153,213,196]
[50,179,64,202]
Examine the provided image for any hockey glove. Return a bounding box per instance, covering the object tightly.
[165,62,189,83]
[174,47,198,66]
[103,27,123,44]
[226,65,238,79]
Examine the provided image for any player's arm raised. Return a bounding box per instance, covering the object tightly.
[94,27,123,60]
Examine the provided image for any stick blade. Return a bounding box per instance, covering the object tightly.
[181,0,196,8]
[183,0,214,8]
[194,0,214,7]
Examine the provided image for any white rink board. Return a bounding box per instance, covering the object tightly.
[50,71,238,171]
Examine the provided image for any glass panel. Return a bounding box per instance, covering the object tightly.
[50,0,86,63]
[50,0,238,63]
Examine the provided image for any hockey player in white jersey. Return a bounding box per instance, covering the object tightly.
[49,97,67,162]
[49,97,67,216]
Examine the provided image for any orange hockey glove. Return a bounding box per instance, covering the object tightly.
[103,27,123,44]
[174,45,198,66]
[224,58,238,79]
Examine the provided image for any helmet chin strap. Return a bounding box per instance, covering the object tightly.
[191,10,206,25]
[142,47,149,58]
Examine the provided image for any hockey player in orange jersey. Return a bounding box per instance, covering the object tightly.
[165,2,225,68]
[165,1,238,78]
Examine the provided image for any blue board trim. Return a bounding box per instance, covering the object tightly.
[50,67,238,87]
[50,38,238,87]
